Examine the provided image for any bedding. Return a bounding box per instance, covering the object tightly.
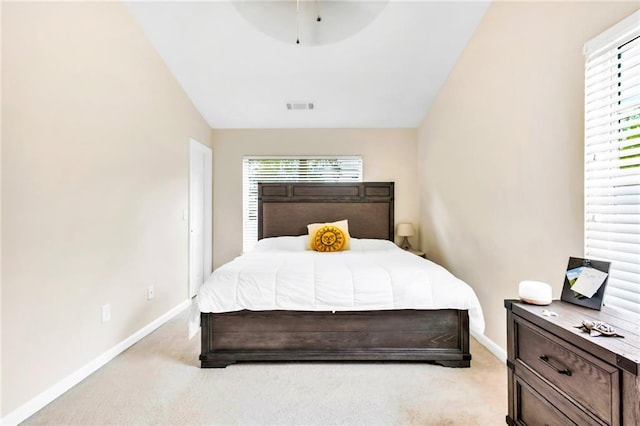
[197,236,485,335]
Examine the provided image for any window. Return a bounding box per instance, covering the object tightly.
[584,11,640,314]
[242,156,363,252]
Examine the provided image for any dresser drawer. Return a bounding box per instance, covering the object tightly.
[514,374,577,426]
[514,318,620,425]
[513,364,608,425]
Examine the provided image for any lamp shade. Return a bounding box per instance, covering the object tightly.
[396,223,415,237]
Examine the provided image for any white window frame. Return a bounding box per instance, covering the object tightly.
[242,156,363,253]
[584,11,640,314]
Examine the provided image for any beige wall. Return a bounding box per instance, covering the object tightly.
[417,2,639,349]
[212,128,419,268]
[1,2,210,416]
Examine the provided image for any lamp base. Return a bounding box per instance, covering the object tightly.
[400,236,413,251]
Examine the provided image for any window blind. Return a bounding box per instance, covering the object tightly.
[584,11,640,314]
[242,156,363,253]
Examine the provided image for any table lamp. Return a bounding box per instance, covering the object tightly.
[397,223,415,250]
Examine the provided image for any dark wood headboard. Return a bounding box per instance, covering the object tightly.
[258,182,394,241]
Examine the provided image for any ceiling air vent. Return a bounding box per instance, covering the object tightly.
[286,101,314,111]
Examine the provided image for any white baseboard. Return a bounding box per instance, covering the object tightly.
[471,330,507,364]
[1,299,191,426]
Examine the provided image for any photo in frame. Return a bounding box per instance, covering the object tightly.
[561,257,611,310]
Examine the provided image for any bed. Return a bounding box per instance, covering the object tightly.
[198,182,484,368]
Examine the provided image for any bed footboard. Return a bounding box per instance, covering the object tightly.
[199,309,471,368]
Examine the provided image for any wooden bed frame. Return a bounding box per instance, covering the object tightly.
[200,182,471,368]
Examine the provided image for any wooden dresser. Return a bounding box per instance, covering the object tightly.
[505,300,640,425]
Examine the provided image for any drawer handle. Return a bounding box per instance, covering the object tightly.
[539,355,572,376]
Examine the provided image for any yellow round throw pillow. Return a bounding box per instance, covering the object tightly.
[312,225,346,252]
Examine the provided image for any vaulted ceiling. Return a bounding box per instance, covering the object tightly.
[126,1,490,129]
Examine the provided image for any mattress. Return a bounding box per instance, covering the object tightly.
[197,236,485,335]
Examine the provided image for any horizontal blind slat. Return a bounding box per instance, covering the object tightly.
[590,146,640,162]
[586,126,640,148]
[585,204,640,215]
[585,62,640,97]
[585,238,640,254]
[604,284,640,305]
[585,185,640,197]
[586,36,640,71]
[585,246,640,265]
[586,222,640,235]
[585,117,640,137]
[603,294,640,314]
[585,173,640,187]
[587,213,640,224]
[585,156,640,171]
[586,194,640,206]
[586,84,640,116]
[607,273,640,292]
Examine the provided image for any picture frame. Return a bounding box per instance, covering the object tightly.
[561,257,611,310]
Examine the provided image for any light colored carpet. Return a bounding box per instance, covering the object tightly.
[24,309,507,425]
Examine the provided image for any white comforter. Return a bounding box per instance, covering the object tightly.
[197,237,485,334]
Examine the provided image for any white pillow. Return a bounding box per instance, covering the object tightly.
[252,235,308,252]
[349,238,398,252]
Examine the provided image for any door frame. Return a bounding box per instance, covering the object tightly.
[189,138,212,298]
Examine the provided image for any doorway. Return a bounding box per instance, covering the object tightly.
[189,138,212,298]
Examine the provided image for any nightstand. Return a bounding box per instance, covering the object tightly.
[407,249,425,258]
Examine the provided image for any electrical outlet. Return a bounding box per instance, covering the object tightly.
[147,285,154,300]
[102,304,111,323]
